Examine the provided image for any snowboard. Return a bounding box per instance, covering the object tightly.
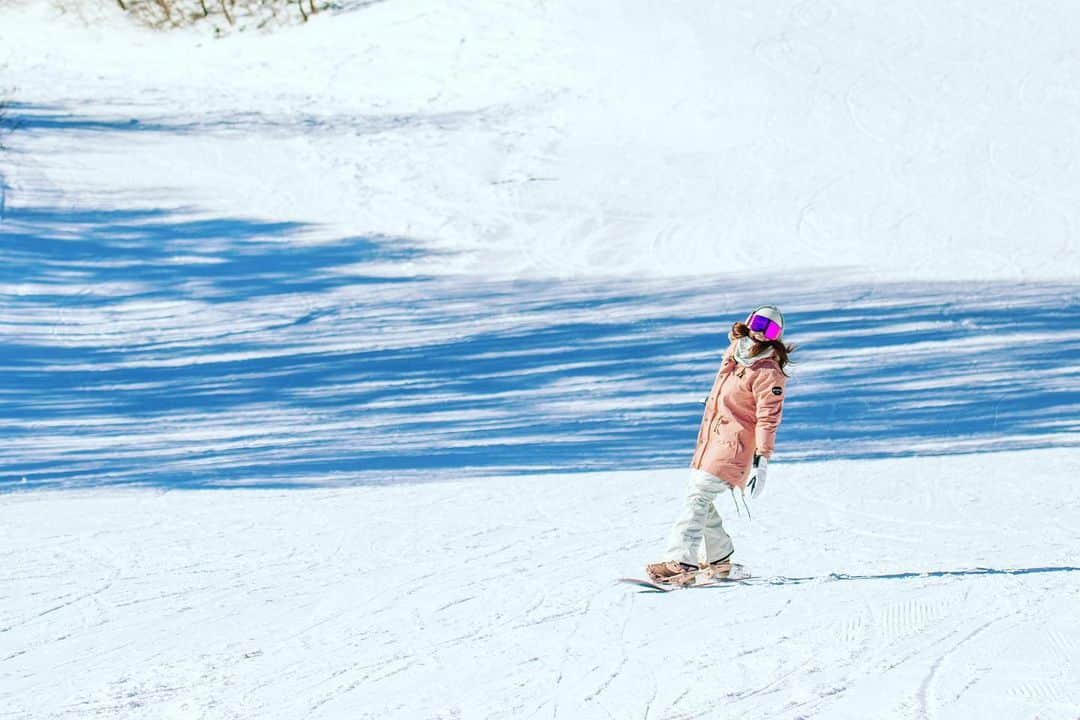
[619,563,751,592]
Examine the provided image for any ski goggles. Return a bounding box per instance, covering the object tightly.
[747,313,783,340]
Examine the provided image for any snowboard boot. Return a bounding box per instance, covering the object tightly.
[646,561,698,583]
[703,553,734,579]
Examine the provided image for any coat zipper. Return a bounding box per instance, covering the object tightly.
[697,371,732,465]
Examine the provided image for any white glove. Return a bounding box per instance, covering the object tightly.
[748,455,768,498]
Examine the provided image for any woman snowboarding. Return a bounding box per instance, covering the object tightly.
[646,305,793,584]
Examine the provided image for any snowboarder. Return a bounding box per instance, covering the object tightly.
[646,305,794,583]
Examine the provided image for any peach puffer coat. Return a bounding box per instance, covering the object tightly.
[690,342,788,489]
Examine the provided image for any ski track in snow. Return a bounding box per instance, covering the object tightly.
[7,452,1080,719]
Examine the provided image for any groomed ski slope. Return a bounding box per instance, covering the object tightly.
[1,1,1080,718]
[4,449,1080,719]
[1,1,1078,283]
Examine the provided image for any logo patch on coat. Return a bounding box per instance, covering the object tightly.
[771,386,783,396]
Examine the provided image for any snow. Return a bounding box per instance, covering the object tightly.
[1,0,1080,717]
[4,450,1080,718]
[2,1,1079,281]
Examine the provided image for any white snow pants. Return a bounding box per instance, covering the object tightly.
[663,468,735,566]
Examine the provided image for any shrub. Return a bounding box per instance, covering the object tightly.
[116,0,325,31]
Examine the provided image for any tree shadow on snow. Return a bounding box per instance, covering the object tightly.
[1,101,493,140]
[0,209,1078,489]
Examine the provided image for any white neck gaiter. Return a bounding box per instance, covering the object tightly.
[733,335,774,367]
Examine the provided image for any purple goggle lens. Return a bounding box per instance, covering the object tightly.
[747,314,782,340]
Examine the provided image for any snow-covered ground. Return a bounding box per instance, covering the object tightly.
[4,450,1080,719]
[2,1,1079,281]
[2,1,1080,718]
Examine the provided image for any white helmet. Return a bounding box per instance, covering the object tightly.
[746,305,784,340]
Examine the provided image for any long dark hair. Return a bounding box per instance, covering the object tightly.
[730,322,795,374]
